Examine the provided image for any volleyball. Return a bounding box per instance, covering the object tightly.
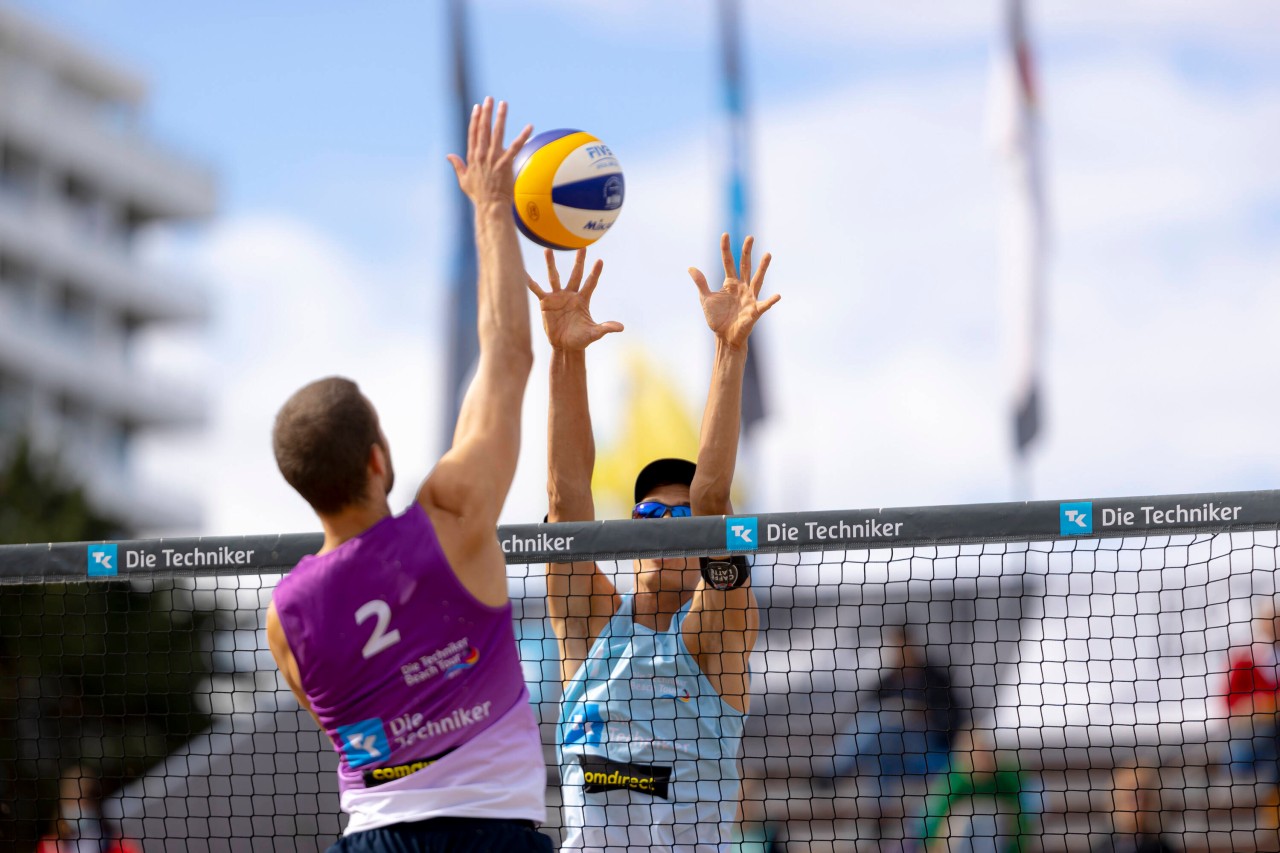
[512,129,624,250]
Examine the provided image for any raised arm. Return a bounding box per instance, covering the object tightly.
[417,98,533,606]
[687,233,779,515]
[528,248,625,684]
[682,233,780,713]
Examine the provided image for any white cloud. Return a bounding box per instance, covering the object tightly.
[683,16,1278,512]
[135,214,441,536]
[490,1,1280,54]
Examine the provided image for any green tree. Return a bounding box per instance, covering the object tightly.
[0,439,214,850]
[0,439,119,544]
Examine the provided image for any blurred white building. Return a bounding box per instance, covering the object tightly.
[0,4,214,531]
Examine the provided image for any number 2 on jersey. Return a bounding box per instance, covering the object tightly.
[355,599,402,659]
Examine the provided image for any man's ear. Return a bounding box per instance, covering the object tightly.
[369,442,388,477]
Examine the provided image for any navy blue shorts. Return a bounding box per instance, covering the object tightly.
[329,817,554,853]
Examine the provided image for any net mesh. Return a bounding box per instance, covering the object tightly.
[3,497,1280,852]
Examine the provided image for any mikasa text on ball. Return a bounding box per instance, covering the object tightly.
[513,129,624,250]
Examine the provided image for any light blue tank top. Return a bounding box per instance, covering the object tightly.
[558,596,746,852]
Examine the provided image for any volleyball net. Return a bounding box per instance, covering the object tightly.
[3,490,1280,852]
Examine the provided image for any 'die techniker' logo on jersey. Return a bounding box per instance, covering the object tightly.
[336,718,390,769]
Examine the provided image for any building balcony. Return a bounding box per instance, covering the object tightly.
[0,5,211,535]
[0,6,146,108]
[0,193,208,325]
[0,301,204,431]
[0,60,215,221]
[69,441,202,533]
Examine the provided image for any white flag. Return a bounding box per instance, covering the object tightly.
[990,0,1048,460]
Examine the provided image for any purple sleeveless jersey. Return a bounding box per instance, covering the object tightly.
[273,504,534,802]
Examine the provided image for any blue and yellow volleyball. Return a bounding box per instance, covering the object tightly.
[513,129,624,250]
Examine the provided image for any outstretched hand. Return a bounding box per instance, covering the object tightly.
[446,96,533,206]
[689,233,781,348]
[527,248,623,351]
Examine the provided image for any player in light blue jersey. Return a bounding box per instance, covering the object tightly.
[528,233,780,852]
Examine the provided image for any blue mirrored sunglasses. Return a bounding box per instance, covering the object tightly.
[632,501,693,519]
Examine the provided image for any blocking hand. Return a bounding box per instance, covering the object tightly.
[446,96,533,206]
[527,248,624,351]
[689,233,781,349]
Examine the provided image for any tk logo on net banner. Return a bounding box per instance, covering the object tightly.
[1059,502,1094,536]
[727,517,758,550]
[87,544,118,577]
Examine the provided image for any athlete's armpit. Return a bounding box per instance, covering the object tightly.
[265,601,323,730]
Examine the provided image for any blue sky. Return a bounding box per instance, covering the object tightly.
[18,3,834,243]
[10,1,1280,537]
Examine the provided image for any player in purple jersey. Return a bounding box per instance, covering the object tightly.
[529,234,780,850]
[264,98,552,853]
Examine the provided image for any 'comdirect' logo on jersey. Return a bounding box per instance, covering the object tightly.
[87,544,118,577]
[361,748,454,788]
[337,718,390,769]
[727,517,758,551]
[445,647,479,678]
[580,755,673,800]
[1059,502,1094,536]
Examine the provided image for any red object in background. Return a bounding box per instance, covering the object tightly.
[1226,650,1280,712]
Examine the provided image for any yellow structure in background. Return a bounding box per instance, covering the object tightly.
[592,348,700,520]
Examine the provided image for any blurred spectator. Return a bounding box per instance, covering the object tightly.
[1223,594,1280,783]
[37,766,139,853]
[1091,763,1175,853]
[833,625,965,815]
[920,726,1035,853]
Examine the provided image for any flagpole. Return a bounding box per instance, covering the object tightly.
[1014,454,1031,503]
[716,0,762,499]
[720,0,748,253]
[442,0,479,454]
[717,0,768,509]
